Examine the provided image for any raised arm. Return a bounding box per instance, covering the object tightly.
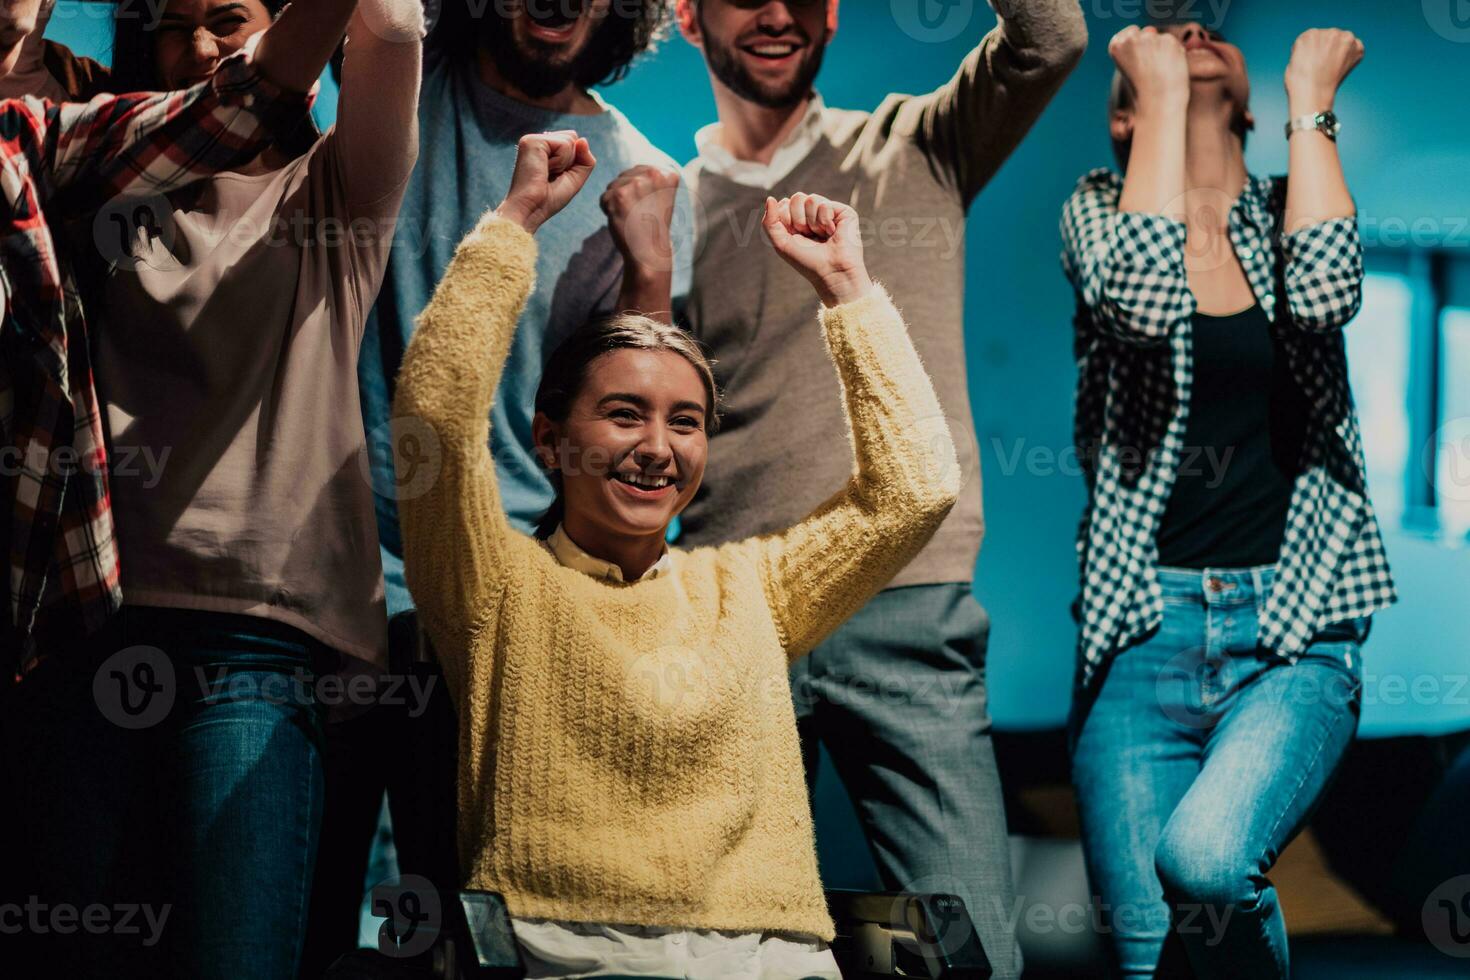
[394,132,596,639]
[749,195,961,661]
[32,0,361,211]
[1060,169,1191,348]
[332,0,424,210]
[1280,28,1365,333]
[1058,27,1194,348]
[908,0,1087,204]
[602,165,682,324]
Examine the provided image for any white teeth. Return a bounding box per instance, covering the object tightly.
[618,473,673,489]
[751,44,797,56]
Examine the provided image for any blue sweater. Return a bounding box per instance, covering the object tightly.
[359,49,692,617]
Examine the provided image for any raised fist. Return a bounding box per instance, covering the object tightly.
[1108,25,1189,110]
[496,130,597,235]
[761,193,871,308]
[601,165,681,277]
[1285,29,1364,109]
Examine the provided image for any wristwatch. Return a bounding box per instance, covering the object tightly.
[1285,110,1341,142]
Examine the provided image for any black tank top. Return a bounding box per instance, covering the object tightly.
[1155,303,1307,568]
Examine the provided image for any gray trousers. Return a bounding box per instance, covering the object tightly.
[792,582,1021,980]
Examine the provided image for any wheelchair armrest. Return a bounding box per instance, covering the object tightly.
[826,889,992,980]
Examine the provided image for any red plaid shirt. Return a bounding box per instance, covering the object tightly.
[0,45,312,678]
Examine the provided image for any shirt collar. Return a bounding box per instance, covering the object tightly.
[693,93,827,189]
[547,525,671,584]
[1234,174,1274,232]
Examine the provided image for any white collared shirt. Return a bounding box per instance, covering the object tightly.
[546,524,672,583]
[692,94,828,189]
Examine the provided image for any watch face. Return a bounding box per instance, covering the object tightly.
[1319,112,1341,137]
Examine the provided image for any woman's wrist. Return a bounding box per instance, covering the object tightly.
[817,271,874,308]
[495,201,540,235]
[1285,84,1335,117]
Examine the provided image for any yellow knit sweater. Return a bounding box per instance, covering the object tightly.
[394,213,961,942]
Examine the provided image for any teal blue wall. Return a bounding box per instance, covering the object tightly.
[45,1,1470,737]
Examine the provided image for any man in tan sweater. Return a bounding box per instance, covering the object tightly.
[675,3,1086,975]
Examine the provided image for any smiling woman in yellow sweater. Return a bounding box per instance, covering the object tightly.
[393,130,961,976]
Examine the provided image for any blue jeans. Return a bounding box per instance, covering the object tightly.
[0,607,326,979]
[792,583,1020,980]
[1070,567,1362,980]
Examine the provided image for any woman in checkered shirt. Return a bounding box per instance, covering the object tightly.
[1059,20,1395,980]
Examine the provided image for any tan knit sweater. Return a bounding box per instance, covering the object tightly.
[394,213,961,941]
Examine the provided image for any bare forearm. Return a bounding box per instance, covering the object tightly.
[253,0,359,93]
[1118,104,1187,219]
[1284,89,1354,233]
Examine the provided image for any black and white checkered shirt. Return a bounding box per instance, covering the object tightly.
[1059,168,1397,689]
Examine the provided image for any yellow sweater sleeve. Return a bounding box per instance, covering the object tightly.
[393,212,536,643]
[754,285,962,660]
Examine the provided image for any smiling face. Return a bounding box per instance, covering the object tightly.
[684,0,835,109]
[0,0,44,78]
[535,347,710,550]
[153,0,274,89]
[481,0,613,99]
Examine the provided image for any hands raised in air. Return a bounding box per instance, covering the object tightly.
[761,193,873,308]
[495,130,597,235]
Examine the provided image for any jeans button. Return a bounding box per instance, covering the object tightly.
[1207,577,1225,593]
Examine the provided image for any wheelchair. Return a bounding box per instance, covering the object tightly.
[325,628,991,980]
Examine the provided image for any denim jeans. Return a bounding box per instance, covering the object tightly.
[0,607,327,979]
[1070,566,1363,979]
[792,583,1020,980]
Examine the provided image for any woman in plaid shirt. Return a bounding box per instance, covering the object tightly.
[1060,20,1395,980]
[0,0,376,976]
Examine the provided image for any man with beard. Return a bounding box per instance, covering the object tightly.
[322,1,691,973]
[362,0,690,609]
[674,2,1086,977]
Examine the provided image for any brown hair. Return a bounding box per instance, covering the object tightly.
[532,314,720,539]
